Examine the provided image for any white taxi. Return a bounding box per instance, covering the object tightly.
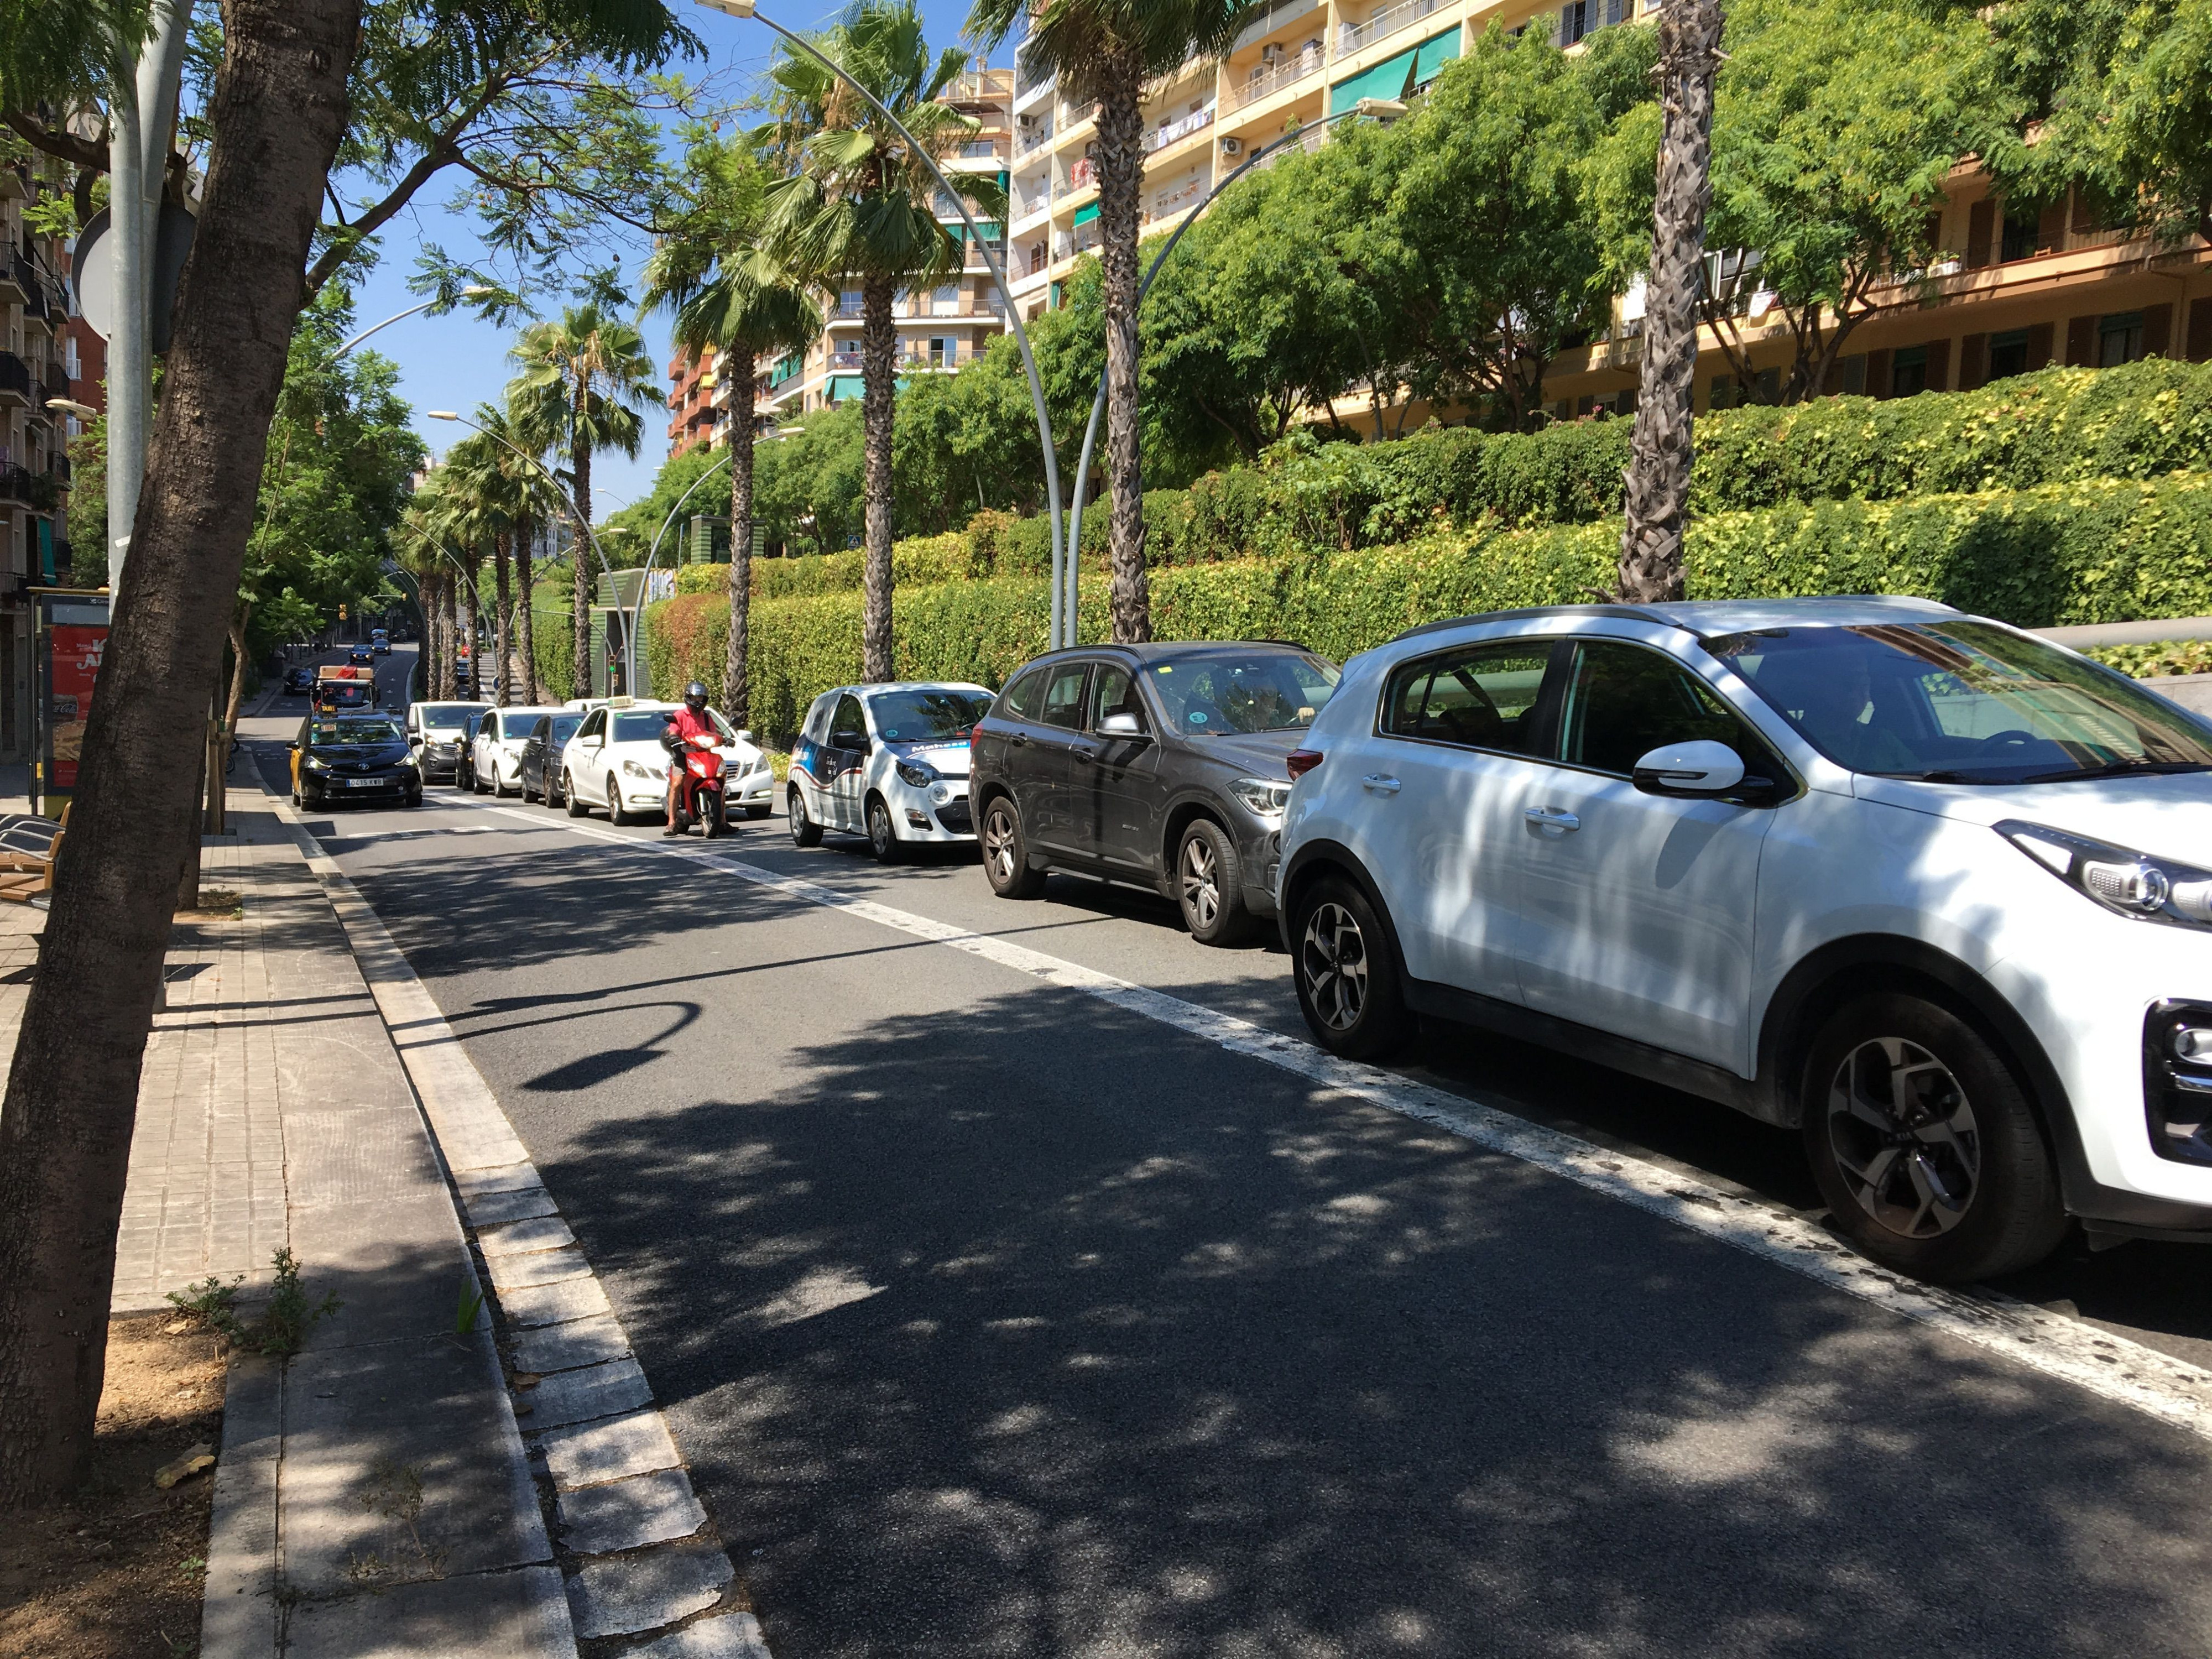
[560,698,772,825]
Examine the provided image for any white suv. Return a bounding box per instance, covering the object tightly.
[1277,596,2212,1282]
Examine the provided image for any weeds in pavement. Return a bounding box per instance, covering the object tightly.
[455,1281,485,1336]
[354,1457,446,1583]
[165,1248,340,1358]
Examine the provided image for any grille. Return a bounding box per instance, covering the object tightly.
[936,801,973,835]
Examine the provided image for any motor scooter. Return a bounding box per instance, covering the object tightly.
[665,726,728,837]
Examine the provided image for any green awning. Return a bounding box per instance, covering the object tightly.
[1329,44,1418,116]
[827,375,864,401]
[1412,26,1462,87]
[1072,202,1100,228]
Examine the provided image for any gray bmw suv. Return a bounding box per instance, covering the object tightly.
[968,641,1342,944]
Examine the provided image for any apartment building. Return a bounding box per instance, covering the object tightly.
[662,69,1020,447]
[0,154,75,762]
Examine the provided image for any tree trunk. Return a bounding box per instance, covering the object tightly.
[210,601,252,838]
[725,356,758,728]
[435,570,456,700]
[492,529,512,707]
[0,0,360,1506]
[1095,60,1152,645]
[514,514,538,705]
[571,437,593,697]
[1618,0,1725,603]
[460,561,479,702]
[859,275,896,682]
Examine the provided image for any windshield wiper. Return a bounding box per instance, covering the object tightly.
[2021,759,2212,784]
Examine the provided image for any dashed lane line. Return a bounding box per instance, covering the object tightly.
[451,802,2212,1443]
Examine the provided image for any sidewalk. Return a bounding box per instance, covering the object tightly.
[0,787,572,1656]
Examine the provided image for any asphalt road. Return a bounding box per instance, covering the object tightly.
[246,648,2212,1657]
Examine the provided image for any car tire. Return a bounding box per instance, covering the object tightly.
[789,787,823,848]
[520,773,536,804]
[1801,993,2065,1284]
[406,791,423,808]
[745,805,771,821]
[866,794,902,863]
[565,774,588,818]
[1176,819,1255,947]
[606,776,632,826]
[1290,874,1413,1061]
[979,795,1046,899]
[493,766,512,799]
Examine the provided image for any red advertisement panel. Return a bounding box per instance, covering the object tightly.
[49,621,108,790]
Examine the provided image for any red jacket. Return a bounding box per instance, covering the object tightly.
[668,704,718,749]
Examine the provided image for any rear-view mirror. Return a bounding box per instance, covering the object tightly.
[1631,739,1746,797]
[1098,712,1145,739]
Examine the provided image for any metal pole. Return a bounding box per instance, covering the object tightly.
[105,0,193,594]
[628,449,735,698]
[1062,105,1396,618]
[336,287,495,360]
[698,1,1066,656]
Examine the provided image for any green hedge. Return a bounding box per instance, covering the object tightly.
[649,472,2212,745]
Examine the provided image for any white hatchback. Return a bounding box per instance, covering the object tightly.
[1278,596,2212,1282]
[786,682,995,860]
[470,705,564,796]
[559,699,771,824]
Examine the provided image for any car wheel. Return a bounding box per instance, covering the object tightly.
[1290,874,1412,1061]
[493,765,512,799]
[406,791,423,808]
[606,776,631,826]
[866,795,902,864]
[565,774,588,818]
[745,805,771,821]
[1801,993,2065,1283]
[1176,820,1255,947]
[788,787,823,848]
[979,796,1046,899]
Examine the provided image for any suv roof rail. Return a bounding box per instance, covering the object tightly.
[1389,603,1673,645]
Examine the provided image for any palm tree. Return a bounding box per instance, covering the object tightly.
[444,404,546,706]
[395,505,451,698]
[508,305,659,696]
[760,1,1000,681]
[968,0,1265,644]
[420,471,487,702]
[1618,0,1727,602]
[641,131,821,727]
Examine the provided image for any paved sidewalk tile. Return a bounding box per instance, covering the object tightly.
[556,1467,708,1556]
[539,1410,684,1490]
[629,1614,775,1659]
[499,1276,615,1329]
[566,1540,733,1640]
[519,1357,653,1431]
[511,1312,632,1375]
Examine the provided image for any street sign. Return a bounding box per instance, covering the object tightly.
[71,200,197,353]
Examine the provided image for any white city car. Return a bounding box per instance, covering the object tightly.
[559,699,771,825]
[1278,596,2212,1282]
[786,681,995,861]
[471,705,563,796]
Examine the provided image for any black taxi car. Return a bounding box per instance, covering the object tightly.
[289,713,422,810]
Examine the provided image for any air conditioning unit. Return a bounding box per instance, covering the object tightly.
[1260,41,1281,62]
[1221,135,1243,156]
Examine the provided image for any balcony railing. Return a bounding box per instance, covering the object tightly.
[1227,46,1325,111]
[1018,121,1055,154]
[0,467,29,505]
[1147,178,1206,221]
[1148,106,1214,152]
[1339,0,1440,55]
[0,352,30,403]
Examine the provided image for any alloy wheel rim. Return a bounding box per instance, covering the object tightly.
[1300,902,1368,1031]
[983,808,1016,883]
[1826,1036,1981,1240]
[1181,837,1219,929]
[871,803,892,853]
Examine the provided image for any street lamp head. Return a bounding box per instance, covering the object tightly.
[1354,98,1407,120]
[45,397,97,420]
[695,0,756,15]
[426,410,460,421]
[461,285,496,298]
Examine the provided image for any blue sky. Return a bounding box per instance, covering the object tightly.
[347,1,1004,513]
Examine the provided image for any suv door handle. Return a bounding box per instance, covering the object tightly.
[1360,774,1402,794]
[1070,746,1096,764]
[1010,732,1028,747]
[1525,806,1580,832]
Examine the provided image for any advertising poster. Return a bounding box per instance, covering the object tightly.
[38,594,111,812]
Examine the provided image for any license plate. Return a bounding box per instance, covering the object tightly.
[342,778,384,788]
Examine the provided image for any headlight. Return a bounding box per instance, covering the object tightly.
[302,754,328,773]
[623,758,661,780]
[1998,820,2212,928]
[1229,776,1293,819]
[896,758,938,789]
[397,757,418,773]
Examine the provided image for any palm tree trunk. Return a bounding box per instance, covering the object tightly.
[726,355,759,728]
[515,514,539,705]
[0,0,360,1506]
[1095,61,1152,645]
[493,530,513,706]
[571,436,594,697]
[437,570,457,700]
[859,276,897,682]
[1619,0,1725,603]
[460,560,481,701]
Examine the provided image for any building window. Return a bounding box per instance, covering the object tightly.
[1891,344,1929,397]
[1559,1,1591,43]
[1833,355,1866,397]
[2099,311,2145,367]
[1999,212,2039,263]
[1986,328,2030,382]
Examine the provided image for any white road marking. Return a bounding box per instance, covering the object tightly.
[461,803,2212,1441]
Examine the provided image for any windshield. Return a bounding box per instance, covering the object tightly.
[415,703,481,729]
[1146,649,1340,735]
[307,719,403,748]
[868,689,991,742]
[1709,620,2212,784]
[613,712,677,742]
[320,684,371,705]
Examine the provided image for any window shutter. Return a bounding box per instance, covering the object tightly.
[2144,302,2174,359]
[1966,201,1995,269]
[2189,300,2212,363]
[1863,348,1892,399]
[2064,315,2096,367]
[1958,333,1989,392]
[2036,202,2067,252]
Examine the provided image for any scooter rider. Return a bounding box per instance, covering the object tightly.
[662,681,721,836]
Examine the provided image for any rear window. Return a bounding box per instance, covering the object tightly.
[549,714,583,742]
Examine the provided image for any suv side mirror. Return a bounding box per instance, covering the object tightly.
[1632,739,1746,797]
[1098,711,1145,739]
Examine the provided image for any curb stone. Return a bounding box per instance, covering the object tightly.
[262,778,768,1655]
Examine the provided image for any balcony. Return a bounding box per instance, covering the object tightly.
[0,467,29,506]
[1339,0,1441,56]
[1069,156,1098,191]
[0,352,30,408]
[1148,106,1215,153]
[1147,177,1207,222]
[0,253,23,306]
[1018,119,1055,155]
[1227,45,1325,112]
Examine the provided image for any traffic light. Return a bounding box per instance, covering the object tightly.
[338,604,348,622]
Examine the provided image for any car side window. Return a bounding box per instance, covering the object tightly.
[831,695,868,749]
[1555,641,1771,778]
[999,669,1046,722]
[1088,664,1146,732]
[1037,663,1091,732]
[578,710,603,742]
[804,695,836,743]
[1381,640,1552,754]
